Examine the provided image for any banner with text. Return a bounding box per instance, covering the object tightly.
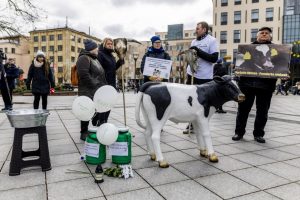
[143,57,172,79]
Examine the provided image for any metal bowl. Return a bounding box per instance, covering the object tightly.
[6,109,50,128]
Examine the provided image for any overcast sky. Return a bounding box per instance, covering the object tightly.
[32,0,213,41]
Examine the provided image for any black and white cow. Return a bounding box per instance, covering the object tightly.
[135,75,245,168]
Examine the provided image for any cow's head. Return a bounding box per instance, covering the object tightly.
[213,75,245,103]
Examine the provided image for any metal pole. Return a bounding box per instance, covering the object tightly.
[121,63,127,126]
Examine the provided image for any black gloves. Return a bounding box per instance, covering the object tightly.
[190,46,201,57]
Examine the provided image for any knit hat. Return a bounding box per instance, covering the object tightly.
[84,39,98,51]
[217,58,222,64]
[150,36,161,44]
[36,50,45,57]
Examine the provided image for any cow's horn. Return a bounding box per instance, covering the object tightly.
[126,38,142,44]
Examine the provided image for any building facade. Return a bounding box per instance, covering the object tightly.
[283,0,300,44]
[29,27,101,84]
[212,0,283,61]
[0,35,31,78]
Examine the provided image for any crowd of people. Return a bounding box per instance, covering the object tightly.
[0,22,293,144]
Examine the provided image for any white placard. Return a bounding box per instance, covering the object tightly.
[108,142,128,156]
[84,142,100,158]
[143,57,172,79]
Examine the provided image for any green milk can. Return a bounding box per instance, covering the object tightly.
[111,127,132,164]
[85,127,106,165]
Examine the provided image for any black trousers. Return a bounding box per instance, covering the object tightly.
[235,87,273,137]
[186,74,212,85]
[80,111,110,133]
[33,93,48,109]
[1,87,13,108]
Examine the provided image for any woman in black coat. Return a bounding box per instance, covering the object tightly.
[26,51,55,110]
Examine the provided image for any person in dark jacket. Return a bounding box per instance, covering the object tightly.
[0,58,19,111]
[232,27,277,143]
[140,35,171,83]
[26,51,54,110]
[96,37,124,125]
[213,58,227,113]
[77,39,107,141]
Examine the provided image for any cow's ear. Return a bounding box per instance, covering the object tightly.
[213,76,225,84]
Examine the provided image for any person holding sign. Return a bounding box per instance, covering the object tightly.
[140,35,171,83]
[232,27,277,143]
[183,21,219,134]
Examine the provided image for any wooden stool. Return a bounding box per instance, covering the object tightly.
[9,126,51,176]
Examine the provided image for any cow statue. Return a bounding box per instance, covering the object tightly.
[135,75,245,168]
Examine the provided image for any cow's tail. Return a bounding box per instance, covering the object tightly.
[135,91,146,129]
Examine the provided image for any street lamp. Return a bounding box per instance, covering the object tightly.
[133,52,139,84]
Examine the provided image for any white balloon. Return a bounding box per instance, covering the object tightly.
[94,85,118,113]
[96,123,119,145]
[72,96,95,121]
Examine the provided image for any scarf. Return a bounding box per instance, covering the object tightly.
[149,46,164,54]
[34,59,44,68]
[196,34,208,41]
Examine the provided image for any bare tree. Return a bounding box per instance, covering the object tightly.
[0,0,42,36]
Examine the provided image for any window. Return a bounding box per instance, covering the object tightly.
[234,11,241,24]
[58,56,63,62]
[285,6,294,15]
[71,46,75,52]
[251,9,259,22]
[220,31,227,44]
[77,37,81,43]
[41,46,46,52]
[58,78,63,84]
[4,48,7,53]
[77,47,81,53]
[234,0,241,5]
[41,35,46,42]
[267,0,273,1]
[33,36,38,42]
[221,0,228,6]
[234,30,241,43]
[58,67,63,73]
[57,34,63,40]
[58,45,63,51]
[266,7,274,21]
[71,35,75,41]
[49,35,54,41]
[220,49,227,58]
[252,0,259,3]
[221,12,228,25]
[49,56,54,62]
[49,46,54,51]
[71,56,75,62]
[34,47,38,52]
[185,33,189,37]
[11,48,15,54]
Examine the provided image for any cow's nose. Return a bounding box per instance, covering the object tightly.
[238,94,245,102]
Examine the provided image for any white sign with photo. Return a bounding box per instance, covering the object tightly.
[143,57,172,79]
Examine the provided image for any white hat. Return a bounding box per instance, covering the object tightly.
[36,50,45,57]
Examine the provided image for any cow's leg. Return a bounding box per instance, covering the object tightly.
[193,121,208,158]
[199,119,218,163]
[142,105,156,161]
[151,123,169,168]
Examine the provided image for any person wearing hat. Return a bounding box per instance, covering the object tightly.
[26,50,55,110]
[0,58,19,111]
[232,26,276,143]
[76,39,107,141]
[140,35,171,83]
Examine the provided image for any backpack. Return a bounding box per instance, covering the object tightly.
[71,65,78,86]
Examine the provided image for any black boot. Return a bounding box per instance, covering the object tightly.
[80,131,89,141]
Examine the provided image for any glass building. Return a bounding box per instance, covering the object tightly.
[167,24,184,40]
[283,0,300,44]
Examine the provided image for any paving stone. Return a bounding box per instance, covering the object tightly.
[284,158,300,168]
[253,149,298,161]
[47,177,103,200]
[0,144,11,162]
[99,172,149,195]
[136,166,189,186]
[167,140,198,150]
[49,143,78,155]
[162,150,196,164]
[0,185,46,200]
[0,171,45,191]
[131,155,159,169]
[155,180,221,200]
[202,156,251,172]
[50,152,82,167]
[276,145,300,156]
[173,160,221,179]
[258,162,300,181]
[231,142,267,152]
[230,167,289,190]
[214,144,247,155]
[141,143,176,153]
[230,152,276,166]
[196,173,258,199]
[106,188,164,200]
[230,191,280,200]
[131,146,148,157]
[266,183,300,200]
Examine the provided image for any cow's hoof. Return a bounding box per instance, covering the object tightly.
[159,160,169,168]
[200,149,208,158]
[150,153,156,161]
[208,153,219,163]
